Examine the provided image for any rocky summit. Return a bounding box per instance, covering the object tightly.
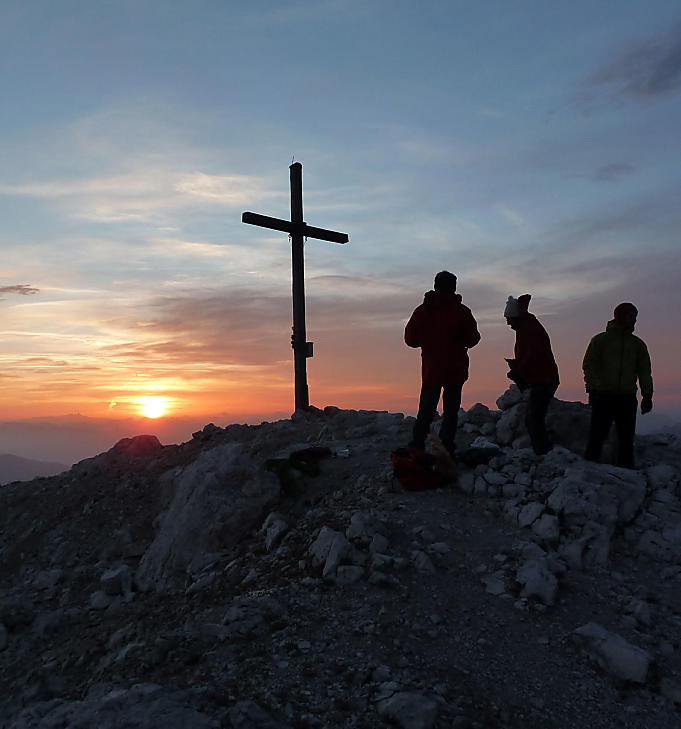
[1,387,680,729]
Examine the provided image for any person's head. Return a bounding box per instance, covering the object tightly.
[504,294,531,329]
[433,270,457,293]
[614,302,638,331]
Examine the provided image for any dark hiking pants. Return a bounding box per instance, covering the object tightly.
[526,384,557,456]
[584,391,637,469]
[411,382,463,457]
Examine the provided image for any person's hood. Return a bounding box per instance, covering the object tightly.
[423,290,462,308]
[513,311,538,328]
[606,319,634,335]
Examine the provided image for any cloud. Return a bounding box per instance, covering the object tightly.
[0,284,39,298]
[583,20,681,101]
[589,163,636,182]
[0,169,279,223]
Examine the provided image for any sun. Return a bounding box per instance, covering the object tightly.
[138,396,169,419]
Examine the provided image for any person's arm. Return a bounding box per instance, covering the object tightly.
[462,309,481,349]
[582,336,602,392]
[404,309,421,348]
[637,341,653,413]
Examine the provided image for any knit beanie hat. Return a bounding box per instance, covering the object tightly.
[613,302,637,322]
[504,294,531,318]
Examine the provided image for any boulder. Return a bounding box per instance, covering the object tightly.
[136,443,279,591]
[516,558,558,605]
[572,622,651,684]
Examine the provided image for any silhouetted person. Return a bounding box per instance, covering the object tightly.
[504,294,560,456]
[583,302,653,469]
[405,271,480,458]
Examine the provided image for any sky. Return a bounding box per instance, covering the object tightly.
[1,0,680,443]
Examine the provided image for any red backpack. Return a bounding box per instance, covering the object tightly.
[390,447,447,492]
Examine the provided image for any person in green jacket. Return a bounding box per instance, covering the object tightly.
[583,302,653,468]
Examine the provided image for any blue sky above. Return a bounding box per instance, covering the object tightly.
[1,0,680,423]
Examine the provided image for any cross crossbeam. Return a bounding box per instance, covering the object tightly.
[242,163,348,411]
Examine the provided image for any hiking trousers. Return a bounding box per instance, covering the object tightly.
[584,391,637,469]
[525,384,557,455]
[411,382,463,456]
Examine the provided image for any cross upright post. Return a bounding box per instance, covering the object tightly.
[242,163,348,412]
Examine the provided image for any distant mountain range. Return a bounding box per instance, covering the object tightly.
[0,411,288,467]
[0,453,68,486]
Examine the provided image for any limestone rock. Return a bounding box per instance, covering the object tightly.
[376,690,438,729]
[261,512,289,552]
[518,502,544,528]
[100,565,132,596]
[230,699,290,728]
[572,622,651,684]
[136,443,279,591]
[516,559,558,605]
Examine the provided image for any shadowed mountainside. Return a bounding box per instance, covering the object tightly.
[0,453,68,486]
[1,389,680,729]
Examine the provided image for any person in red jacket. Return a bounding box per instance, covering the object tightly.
[405,271,481,458]
[504,294,560,455]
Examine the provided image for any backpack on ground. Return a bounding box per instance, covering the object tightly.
[390,447,447,492]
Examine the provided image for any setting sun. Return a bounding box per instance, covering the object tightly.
[138,396,169,419]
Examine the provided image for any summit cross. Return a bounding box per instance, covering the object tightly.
[242,163,348,412]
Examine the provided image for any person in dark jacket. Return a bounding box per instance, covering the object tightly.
[405,271,480,457]
[504,294,560,456]
[583,302,653,469]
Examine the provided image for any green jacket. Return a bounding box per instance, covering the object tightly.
[583,320,653,396]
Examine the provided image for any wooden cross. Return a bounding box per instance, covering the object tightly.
[242,163,348,411]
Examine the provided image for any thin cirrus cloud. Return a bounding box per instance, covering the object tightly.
[584,19,681,100]
[0,170,280,223]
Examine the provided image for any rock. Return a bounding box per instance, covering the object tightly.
[457,471,475,494]
[516,559,558,605]
[646,463,680,490]
[322,533,353,579]
[518,502,544,528]
[0,623,7,651]
[89,591,112,611]
[473,477,488,495]
[547,465,646,528]
[572,622,651,684]
[346,512,372,541]
[625,598,652,627]
[370,533,389,553]
[308,526,342,566]
[261,512,288,552]
[411,551,436,574]
[230,699,290,728]
[0,599,35,631]
[32,569,64,592]
[467,403,493,426]
[496,386,524,410]
[496,404,524,445]
[186,572,216,594]
[6,683,219,728]
[482,470,507,486]
[335,565,365,584]
[136,443,280,591]
[376,691,439,729]
[482,572,506,596]
[100,565,132,596]
[532,514,560,545]
[660,678,681,704]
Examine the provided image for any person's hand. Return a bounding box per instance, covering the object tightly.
[641,395,653,414]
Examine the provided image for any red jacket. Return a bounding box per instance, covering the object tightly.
[405,291,480,386]
[513,314,559,387]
